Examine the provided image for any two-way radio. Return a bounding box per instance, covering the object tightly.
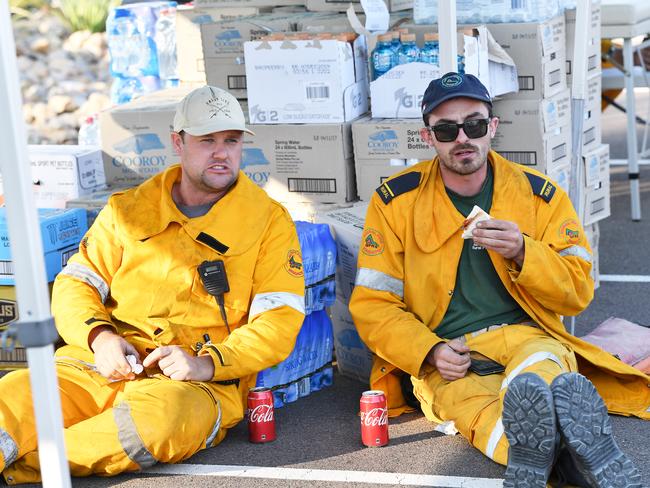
[198,260,231,335]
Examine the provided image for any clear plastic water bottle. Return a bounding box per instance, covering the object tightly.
[390,31,401,55]
[397,34,420,66]
[420,33,440,66]
[371,33,396,80]
[154,4,178,81]
[78,114,100,146]
[107,8,135,78]
[110,77,144,105]
[457,55,466,75]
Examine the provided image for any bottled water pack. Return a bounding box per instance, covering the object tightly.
[414,0,562,25]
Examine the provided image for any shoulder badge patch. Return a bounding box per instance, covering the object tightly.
[361,228,385,256]
[376,171,421,204]
[524,172,556,203]
[559,219,581,244]
[284,249,304,277]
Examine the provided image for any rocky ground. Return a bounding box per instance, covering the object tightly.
[11,8,112,145]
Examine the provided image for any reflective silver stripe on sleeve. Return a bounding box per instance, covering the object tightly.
[354,267,404,299]
[114,402,157,468]
[249,292,305,318]
[500,352,565,391]
[0,429,18,467]
[59,262,110,304]
[558,245,592,263]
[205,400,222,448]
[647,405,650,413]
[485,418,504,461]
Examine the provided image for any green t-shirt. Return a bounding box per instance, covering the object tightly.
[434,165,530,339]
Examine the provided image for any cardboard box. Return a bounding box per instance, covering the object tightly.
[0,208,86,285]
[176,5,264,84]
[242,121,357,203]
[66,185,134,228]
[315,202,368,304]
[546,163,572,195]
[492,89,572,173]
[583,144,609,187]
[351,117,434,200]
[565,1,601,86]
[195,0,302,7]
[244,37,369,124]
[0,146,106,209]
[369,26,517,118]
[99,88,195,186]
[581,73,602,154]
[330,298,373,383]
[201,14,295,98]
[488,15,567,100]
[306,0,410,13]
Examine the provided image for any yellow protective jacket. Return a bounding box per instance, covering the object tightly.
[349,151,650,419]
[52,164,306,409]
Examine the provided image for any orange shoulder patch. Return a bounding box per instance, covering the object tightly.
[361,228,385,256]
[558,219,581,244]
[284,249,304,277]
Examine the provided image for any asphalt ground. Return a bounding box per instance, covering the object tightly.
[14,90,650,487]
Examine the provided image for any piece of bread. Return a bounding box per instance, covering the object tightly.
[461,205,491,239]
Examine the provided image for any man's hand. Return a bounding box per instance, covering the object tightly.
[472,219,525,266]
[425,339,471,381]
[91,328,140,381]
[143,346,215,381]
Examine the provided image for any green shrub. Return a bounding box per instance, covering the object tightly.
[9,0,47,18]
[57,0,122,33]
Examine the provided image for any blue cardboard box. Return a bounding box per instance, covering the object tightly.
[0,208,87,285]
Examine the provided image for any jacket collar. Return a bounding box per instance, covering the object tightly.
[414,150,536,253]
[119,165,272,256]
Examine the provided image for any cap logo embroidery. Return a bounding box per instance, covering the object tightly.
[207,96,232,119]
[441,74,463,88]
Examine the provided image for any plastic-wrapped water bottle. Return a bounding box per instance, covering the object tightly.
[154,4,178,81]
[371,33,396,80]
[110,77,144,105]
[413,0,438,25]
[420,33,440,66]
[390,31,401,55]
[78,114,100,146]
[458,55,466,75]
[107,7,136,78]
[397,34,420,66]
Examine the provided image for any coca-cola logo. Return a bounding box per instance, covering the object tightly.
[360,407,388,427]
[249,404,274,423]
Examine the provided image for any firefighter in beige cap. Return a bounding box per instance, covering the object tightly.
[0,86,305,484]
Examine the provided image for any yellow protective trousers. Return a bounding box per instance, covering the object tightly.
[0,352,243,484]
[411,325,578,466]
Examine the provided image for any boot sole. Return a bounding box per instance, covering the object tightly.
[502,373,557,488]
[551,373,643,488]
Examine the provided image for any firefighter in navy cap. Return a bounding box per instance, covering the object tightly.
[350,72,646,487]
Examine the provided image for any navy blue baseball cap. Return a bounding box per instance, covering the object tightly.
[421,72,492,122]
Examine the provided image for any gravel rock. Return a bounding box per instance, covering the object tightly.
[12,8,112,145]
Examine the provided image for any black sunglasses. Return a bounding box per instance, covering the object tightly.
[428,118,491,143]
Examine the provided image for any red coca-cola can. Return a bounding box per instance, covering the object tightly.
[247,387,276,443]
[359,390,389,447]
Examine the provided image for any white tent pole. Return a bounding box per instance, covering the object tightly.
[567,0,590,336]
[0,3,71,487]
[438,0,458,74]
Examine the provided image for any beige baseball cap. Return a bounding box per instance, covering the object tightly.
[173,85,255,136]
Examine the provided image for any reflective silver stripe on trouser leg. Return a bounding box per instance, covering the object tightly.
[59,262,110,303]
[0,429,18,467]
[354,267,404,299]
[205,400,222,448]
[484,351,565,460]
[113,402,157,468]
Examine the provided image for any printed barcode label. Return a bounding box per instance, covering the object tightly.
[61,248,76,267]
[518,76,535,91]
[0,261,13,277]
[588,55,598,71]
[549,69,561,87]
[511,0,527,8]
[552,143,567,162]
[591,197,606,214]
[583,127,596,145]
[288,178,337,193]
[0,347,26,364]
[501,151,537,166]
[228,75,247,90]
[306,85,330,100]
